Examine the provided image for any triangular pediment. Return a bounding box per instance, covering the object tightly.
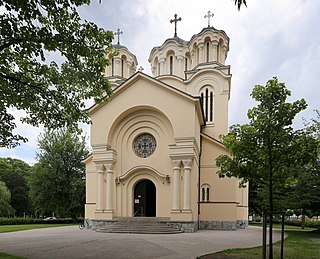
[88,72,205,124]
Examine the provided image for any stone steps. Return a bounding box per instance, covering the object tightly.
[97,217,183,234]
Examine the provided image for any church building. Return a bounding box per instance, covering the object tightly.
[84,13,248,232]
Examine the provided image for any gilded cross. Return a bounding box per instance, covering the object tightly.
[170,14,182,37]
[204,10,214,27]
[114,28,123,45]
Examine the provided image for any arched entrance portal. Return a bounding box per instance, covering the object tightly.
[133,179,156,217]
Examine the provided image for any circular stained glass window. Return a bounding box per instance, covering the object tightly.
[133,133,157,158]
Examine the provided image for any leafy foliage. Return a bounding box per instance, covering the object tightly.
[0,0,115,148]
[0,181,15,216]
[28,128,88,219]
[216,77,318,213]
[0,158,32,216]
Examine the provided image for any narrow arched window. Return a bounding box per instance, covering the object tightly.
[200,87,214,123]
[185,57,187,72]
[170,56,173,75]
[201,184,211,202]
[121,58,124,77]
[112,58,114,76]
[202,188,205,202]
[206,42,210,62]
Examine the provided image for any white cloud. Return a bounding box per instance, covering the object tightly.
[2,0,319,163]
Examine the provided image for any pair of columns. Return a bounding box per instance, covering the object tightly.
[96,163,114,211]
[172,159,192,211]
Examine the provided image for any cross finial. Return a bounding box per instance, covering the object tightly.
[170,14,182,37]
[114,28,123,45]
[138,66,144,72]
[204,10,214,27]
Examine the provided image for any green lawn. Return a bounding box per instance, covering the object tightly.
[250,222,315,231]
[215,229,320,259]
[0,252,26,259]
[0,224,73,233]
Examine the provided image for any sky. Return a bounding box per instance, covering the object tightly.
[1,0,319,165]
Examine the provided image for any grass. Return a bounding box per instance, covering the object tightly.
[250,222,315,231]
[221,229,320,259]
[0,253,26,259]
[0,224,73,233]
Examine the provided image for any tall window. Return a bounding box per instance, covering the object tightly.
[206,42,210,62]
[121,58,124,77]
[170,56,173,75]
[201,185,210,202]
[200,87,214,123]
[112,58,114,76]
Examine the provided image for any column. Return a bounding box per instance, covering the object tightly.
[177,56,184,78]
[96,164,105,210]
[105,163,114,211]
[126,61,132,78]
[159,58,165,75]
[182,159,192,210]
[198,43,204,64]
[172,160,181,210]
[212,41,218,62]
[222,46,227,65]
[114,57,121,76]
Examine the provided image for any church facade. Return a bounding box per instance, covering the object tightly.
[84,15,248,232]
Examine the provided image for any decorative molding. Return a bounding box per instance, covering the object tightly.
[119,165,168,180]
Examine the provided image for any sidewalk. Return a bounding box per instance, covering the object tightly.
[0,226,282,259]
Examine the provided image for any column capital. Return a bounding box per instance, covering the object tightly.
[177,55,184,61]
[105,163,114,173]
[96,163,105,173]
[198,42,204,49]
[171,159,181,169]
[182,159,193,169]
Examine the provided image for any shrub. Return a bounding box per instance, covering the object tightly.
[0,217,74,225]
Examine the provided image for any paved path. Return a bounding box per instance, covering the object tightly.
[0,226,282,259]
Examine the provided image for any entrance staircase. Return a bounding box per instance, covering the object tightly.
[96,217,183,234]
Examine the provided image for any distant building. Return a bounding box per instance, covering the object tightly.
[84,14,248,232]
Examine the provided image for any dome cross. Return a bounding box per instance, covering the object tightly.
[170,14,182,37]
[204,10,214,27]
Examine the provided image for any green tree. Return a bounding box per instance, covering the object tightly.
[0,180,15,216]
[287,110,320,228]
[216,77,318,257]
[0,158,32,216]
[0,0,115,148]
[28,128,88,220]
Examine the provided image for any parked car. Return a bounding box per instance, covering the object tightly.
[44,217,57,221]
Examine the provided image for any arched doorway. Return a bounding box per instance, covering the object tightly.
[133,179,156,217]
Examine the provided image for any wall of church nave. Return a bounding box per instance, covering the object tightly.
[235,181,248,208]
[199,203,237,221]
[200,168,238,202]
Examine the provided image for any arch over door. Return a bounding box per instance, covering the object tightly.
[133,179,156,217]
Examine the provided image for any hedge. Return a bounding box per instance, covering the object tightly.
[0,217,75,225]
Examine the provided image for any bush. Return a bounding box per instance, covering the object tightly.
[285,220,320,229]
[0,217,74,225]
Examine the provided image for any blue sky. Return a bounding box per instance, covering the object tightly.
[1,0,319,165]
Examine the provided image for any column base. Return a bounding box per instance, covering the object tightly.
[170,209,193,221]
[94,209,114,220]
